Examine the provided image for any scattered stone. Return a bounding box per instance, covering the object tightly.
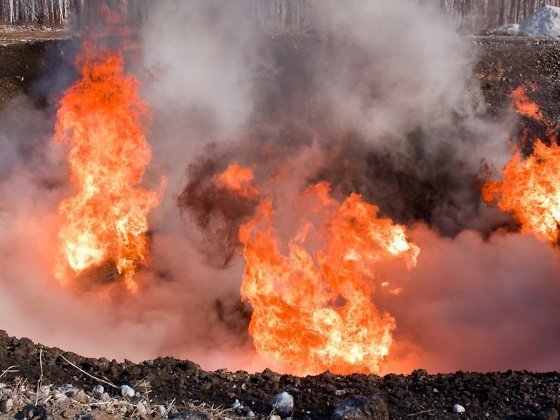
[92,385,104,397]
[120,385,135,398]
[54,391,67,400]
[157,405,167,417]
[58,384,76,397]
[272,391,294,416]
[136,401,149,416]
[453,404,466,413]
[270,416,281,420]
[232,399,242,409]
[332,396,389,420]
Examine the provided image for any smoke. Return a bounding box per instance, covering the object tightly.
[0,0,558,376]
[382,225,560,373]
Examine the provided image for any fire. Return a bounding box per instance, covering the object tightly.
[220,165,419,375]
[54,42,162,290]
[510,84,544,121]
[483,85,560,243]
[483,141,560,243]
[216,163,260,199]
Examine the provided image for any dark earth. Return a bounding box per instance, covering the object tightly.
[1,34,560,419]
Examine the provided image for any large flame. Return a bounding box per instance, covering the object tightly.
[54,43,162,290]
[218,164,419,375]
[483,85,559,243]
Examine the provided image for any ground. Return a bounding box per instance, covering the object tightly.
[0,32,560,419]
[1,330,560,419]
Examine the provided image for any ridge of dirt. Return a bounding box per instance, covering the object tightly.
[1,330,560,419]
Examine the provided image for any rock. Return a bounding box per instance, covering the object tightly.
[54,391,67,400]
[453,404,466,413]
[272,391,294,416]
[270,416,282,420]
[332,396,389,420]
[157,405,167,417]
[93,385,104,397]
[0,398,13,413]
[136,401,148,416]
[121,385,135,398]
[58,384,82,398]
[232,399,242,409]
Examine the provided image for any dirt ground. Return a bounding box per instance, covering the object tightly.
[1,33,560,419]
[1,330,560,419]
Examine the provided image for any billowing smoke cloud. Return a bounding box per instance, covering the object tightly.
[383,225,560,373]
[0,0,557,376]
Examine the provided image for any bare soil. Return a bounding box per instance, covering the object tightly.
[1,34,560,419]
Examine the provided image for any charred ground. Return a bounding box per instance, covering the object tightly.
[1,34,560,419]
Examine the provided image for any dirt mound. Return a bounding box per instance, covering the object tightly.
[1,330,559,419]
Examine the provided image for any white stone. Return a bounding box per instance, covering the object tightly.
[136,401,148,415]
[272,391,294,416]
[93,385,104,397]
[54,391,67,400]
[121,385,135,398]
[453,404,466,413]
[157,405,167,417]
[232,399,242,409]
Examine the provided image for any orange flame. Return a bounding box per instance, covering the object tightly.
[54,43,162,290]
[220,165,419,375]
[510,85,543,121]
[483,141,560,243]
[216,163,260,199]
[483,85,560,243]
